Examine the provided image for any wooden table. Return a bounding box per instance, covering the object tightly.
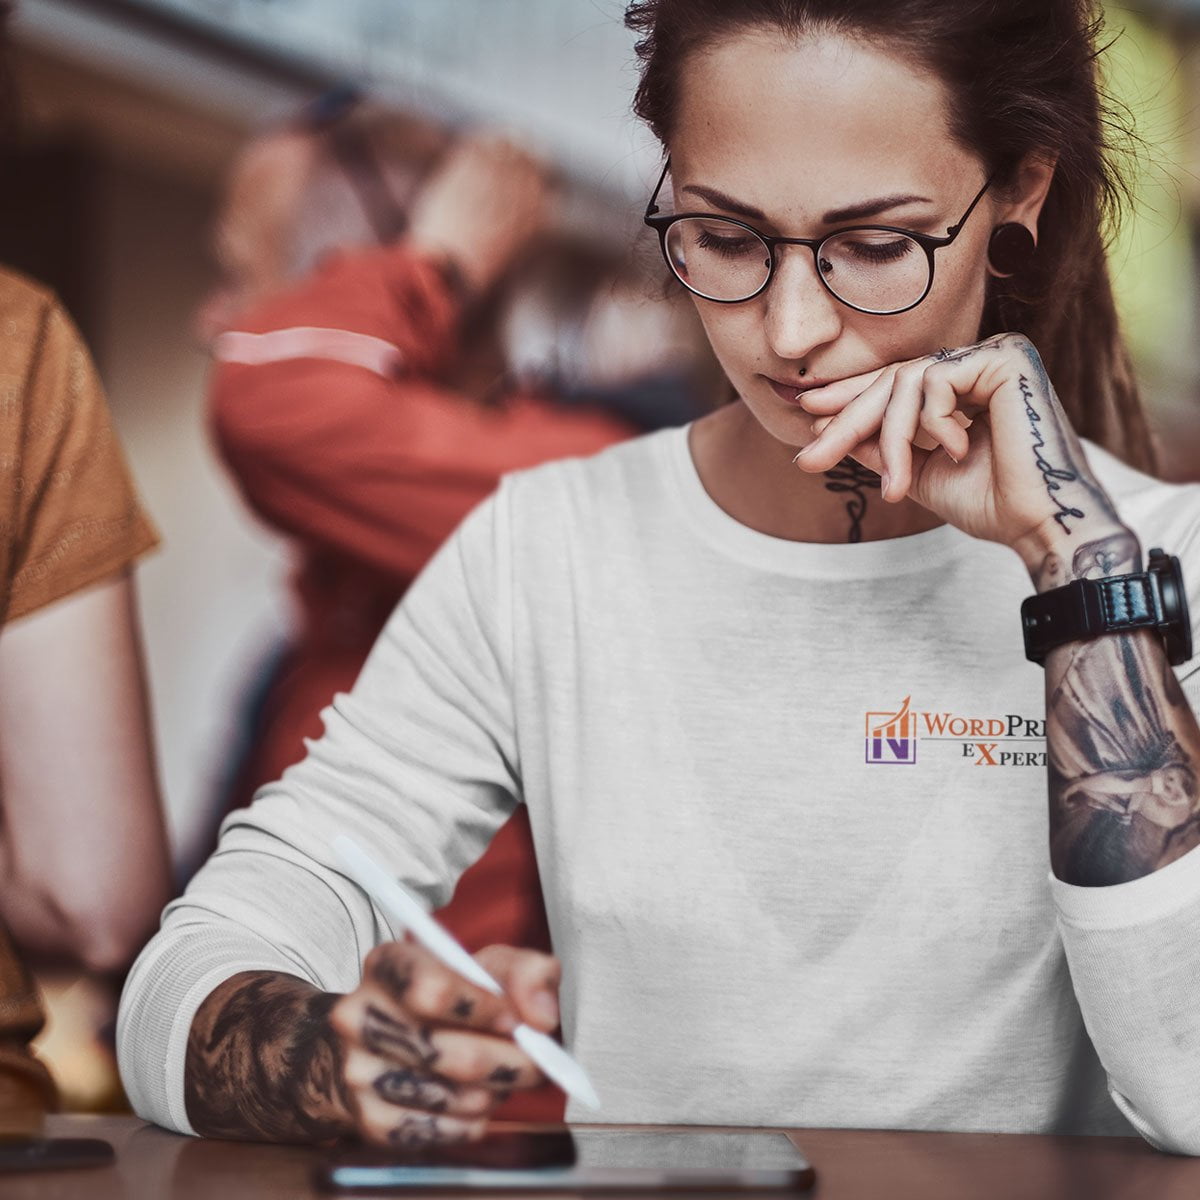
[0,1115,1196,1197]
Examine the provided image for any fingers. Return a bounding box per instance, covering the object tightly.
[794,371,894,473]
[330,939,558,1148]
[336,993,544,1090]
[354,1095,489,1150]
[342,1046,495,1118]
[918,372,971,464]
[426,1026,546,1090]
[797,358,974,488]
[796,365,887,415]
[877,371,921,500]
[362,940,518,1035]
[476,944,562,1032]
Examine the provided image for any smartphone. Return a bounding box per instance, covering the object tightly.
[317,1128,815,1192]
[0,1138,114,1173]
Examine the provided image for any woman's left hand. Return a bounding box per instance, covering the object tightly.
[791,332,1131,576]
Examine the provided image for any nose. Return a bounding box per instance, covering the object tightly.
[761,245,844,363]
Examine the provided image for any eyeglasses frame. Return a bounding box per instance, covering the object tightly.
[642,158,995,315]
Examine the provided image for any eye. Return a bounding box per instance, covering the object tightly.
[836,235,917,265]
[694,227,761,259]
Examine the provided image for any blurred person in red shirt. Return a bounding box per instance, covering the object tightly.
[196,94,713,1119]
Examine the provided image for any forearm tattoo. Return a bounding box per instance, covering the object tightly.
[1040,532,1200,885]
[184,971,351,1143]
[1005,353,1200,884]
[824,458,881,543]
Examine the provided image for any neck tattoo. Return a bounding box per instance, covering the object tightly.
[823,459,881,543]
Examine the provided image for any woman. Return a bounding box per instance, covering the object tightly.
[120,0,1200,1153]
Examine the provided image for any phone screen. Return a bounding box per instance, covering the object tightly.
[318,1128,815,1192]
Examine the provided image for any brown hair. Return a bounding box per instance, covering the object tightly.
[626,0,1158,473]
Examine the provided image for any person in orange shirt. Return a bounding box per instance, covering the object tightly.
[198,99,711,1118]
[0,267,172,1130]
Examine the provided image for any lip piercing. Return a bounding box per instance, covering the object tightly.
[798,366,808,377]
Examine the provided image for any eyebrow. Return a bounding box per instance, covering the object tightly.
[680,184,935,226]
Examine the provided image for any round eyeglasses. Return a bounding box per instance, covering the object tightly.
[643,160,994,316]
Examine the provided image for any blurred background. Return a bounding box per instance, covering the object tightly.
[3,0,1198,1109]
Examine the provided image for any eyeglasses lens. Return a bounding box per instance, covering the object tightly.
[663,218,931,312]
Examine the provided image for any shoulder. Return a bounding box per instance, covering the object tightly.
[0,264,57,319]
[478,427,679,569]
[0,267,60,363]
[0,268,91,401]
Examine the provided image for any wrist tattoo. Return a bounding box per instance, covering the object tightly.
[185,971,350,1143]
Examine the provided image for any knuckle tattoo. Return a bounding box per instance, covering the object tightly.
[362,1004,441,1069]
[387,1114,443,1148]
[373,1067,453,1113]
[370,952,415,1000]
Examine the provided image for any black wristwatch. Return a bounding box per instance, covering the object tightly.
[1021,547,1193,667]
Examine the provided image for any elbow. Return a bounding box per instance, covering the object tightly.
[1113,1087,1200,1157]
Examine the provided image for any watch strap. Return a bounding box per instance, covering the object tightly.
[1021,573,1161,665]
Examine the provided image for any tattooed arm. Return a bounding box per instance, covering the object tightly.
[183,942,560,1145]
[1022,528,1200,886]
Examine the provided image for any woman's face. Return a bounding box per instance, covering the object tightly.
[669,28,1002,450]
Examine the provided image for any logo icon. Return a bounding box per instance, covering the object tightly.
[865,696,917,764]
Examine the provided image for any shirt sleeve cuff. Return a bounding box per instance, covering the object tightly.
[1050,841,1200,931]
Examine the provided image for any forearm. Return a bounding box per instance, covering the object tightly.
[1020,526,1200,885]
[184,970,352,1143]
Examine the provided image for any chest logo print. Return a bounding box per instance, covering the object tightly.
[865,696,918,764]
[864,697,1048,766]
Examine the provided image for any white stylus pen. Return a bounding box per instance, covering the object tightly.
[333,834,601,1111]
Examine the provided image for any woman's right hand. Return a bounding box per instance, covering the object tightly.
[329,940,562,1147]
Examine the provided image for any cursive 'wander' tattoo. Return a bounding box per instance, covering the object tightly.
[824,458,881,543]
[1040,531,1200,885]
[1019,374,1085,534]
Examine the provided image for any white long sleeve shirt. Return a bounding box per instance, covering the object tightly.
[119,426,1200,1150]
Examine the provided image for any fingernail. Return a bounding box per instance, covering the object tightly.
[792,446,812,464]
[880,472,891,499]
[530,990,558,1028]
